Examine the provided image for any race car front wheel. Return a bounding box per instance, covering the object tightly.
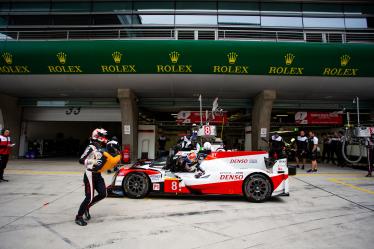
[243,174,272,202]
[123,173,150,199]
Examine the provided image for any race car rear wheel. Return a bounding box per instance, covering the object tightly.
[243,174,272,202]
[123,173,150,199]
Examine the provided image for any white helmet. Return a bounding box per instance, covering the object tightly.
[203,142,212,151]
[91,128,108,144]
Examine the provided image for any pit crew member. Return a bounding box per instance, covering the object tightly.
[296,130,308,170]
[270,132,285,159]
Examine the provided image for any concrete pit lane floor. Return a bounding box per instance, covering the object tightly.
[0,160,373,249]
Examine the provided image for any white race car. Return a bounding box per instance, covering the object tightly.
[108,151,289,202]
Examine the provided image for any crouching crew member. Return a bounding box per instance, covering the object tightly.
[75,128,109,226]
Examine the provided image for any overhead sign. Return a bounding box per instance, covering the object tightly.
[0,40,373,76]
[197,125,217,137]
[295,112,343,125]
[176,111,227,124]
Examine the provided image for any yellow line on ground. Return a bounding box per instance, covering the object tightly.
[296,173,364,176]
[330,177,374,181]
[6,169,82,175]
[328,178,374,195]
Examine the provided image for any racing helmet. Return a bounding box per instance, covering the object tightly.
[91,128,108,144]
[203,142,212,151]
[106,138,120,156]
[186,152,198,164]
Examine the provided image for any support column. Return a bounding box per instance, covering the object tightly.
[251,90,276,151]
[118,89,138,162]
[0,94,22,158]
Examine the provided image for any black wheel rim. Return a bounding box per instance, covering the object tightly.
[248,177,270,201]
[126,174,147,196]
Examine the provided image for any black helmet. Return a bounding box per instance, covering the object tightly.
[106,139,120,156]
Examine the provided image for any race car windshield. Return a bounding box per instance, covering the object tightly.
[151,156,168,167]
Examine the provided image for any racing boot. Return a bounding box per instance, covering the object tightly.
[75,216,87,226]
[84,209,91,220]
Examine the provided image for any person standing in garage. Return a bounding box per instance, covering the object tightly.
[0,128,14,182]
[307,131,319,173]
[296,130,308,169]
[270,132,285,159]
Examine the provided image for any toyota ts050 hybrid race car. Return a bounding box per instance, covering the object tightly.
[108,150,289,202]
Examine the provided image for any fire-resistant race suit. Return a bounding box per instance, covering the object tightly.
[76,141,107,224]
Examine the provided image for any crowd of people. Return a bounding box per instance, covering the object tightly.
[321,131,347,167]
[270,129,373,176]
[270,130,319,173]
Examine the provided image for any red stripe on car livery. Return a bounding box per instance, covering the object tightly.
[205,151,267,160]
[271,174,289,190]
[118,168,161,177]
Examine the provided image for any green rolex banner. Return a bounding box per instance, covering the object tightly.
[0,40,373,77]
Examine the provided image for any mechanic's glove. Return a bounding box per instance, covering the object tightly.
[91,156,107,172]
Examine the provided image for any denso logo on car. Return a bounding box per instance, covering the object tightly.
[230,158,248,164]
[220,174,244,181]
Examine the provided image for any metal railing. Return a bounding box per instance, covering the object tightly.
[1,28,374,43]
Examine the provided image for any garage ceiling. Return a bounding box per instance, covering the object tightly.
[0,74,373,102]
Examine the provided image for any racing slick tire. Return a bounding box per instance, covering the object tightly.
[243,174,272,202]
[122,172,150,199]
